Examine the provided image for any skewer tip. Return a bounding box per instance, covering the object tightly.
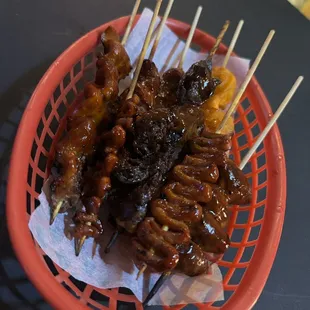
[136,263,147,280]
[142,271,171,306]
[75,235,86,256]
[104,230,120,254]
[50,201,62,225]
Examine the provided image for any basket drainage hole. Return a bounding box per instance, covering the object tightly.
[240,245,256,263]
[228,267,246,285]
[118,287,134,295]
[87,303,100,310]
[248,224,261,242]
[68,275,87,293]
[62,281,80,299]
[43,255,59,276]
[222,246,238,263]
[254,205,265,222]
[117,300,137,310]
[235,211,250,225]
[74,61,82,77]
[231,228,245,243]
[63,72,71,89]
[90,289,109,306]
[53,85,62,103]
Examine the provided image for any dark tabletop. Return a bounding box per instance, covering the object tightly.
[1,0,310,309]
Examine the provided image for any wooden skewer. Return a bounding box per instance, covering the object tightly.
[239,76,303,170]
[160,39,181,73]
[216,30,275,133]
[222,19,244,68]
[143,271,171,306]
[149,0,175,61]
[131,23,162,69]
[126,0,163,100]
[142,75,304,305]
[50,200,62,225]
[121,0,142,45]
[178,6,203,70]
[207,20,230,61]
[169,6,203,70]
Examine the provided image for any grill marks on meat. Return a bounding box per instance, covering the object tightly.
[178,59,220,106]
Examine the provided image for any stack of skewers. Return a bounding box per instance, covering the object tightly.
[48,0,303,305]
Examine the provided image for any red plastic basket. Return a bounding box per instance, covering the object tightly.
[6,15,286,310]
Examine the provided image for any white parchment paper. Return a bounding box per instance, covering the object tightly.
[29,8,250,306]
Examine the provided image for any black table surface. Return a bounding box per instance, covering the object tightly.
[1,0,310,309]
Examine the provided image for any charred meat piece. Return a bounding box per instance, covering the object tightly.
[156,68,183,107]
[190,186,230,254]
[177,59,220,106]
[107,171,167,233]
[114,108,183,184]
[107,137,183,232]
[134,59,161,109]
[218,159,252,205]
[190,207,230,254]
[176,242,210,276]
[74,197,103,239]
[151,199,202,234]
[117,59,161,125]
[190,131,233,155]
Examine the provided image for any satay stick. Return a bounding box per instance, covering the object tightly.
[216,30,275,133]
[178,6,203,70]
[207,20,230,61]
[104,230,120,254]
[239,76,303,170]
[142,77,304,305]
[50,201,62,225]
[149,0,175,61]
[160,39,181,73]
[122,0,142,45]
[222,20,244,68]
[126,0,163,100]
[168,6,203,70]
[131,23,162,69]
[143,271,171,306]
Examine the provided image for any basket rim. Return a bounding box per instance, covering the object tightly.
[6,15,286,310]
